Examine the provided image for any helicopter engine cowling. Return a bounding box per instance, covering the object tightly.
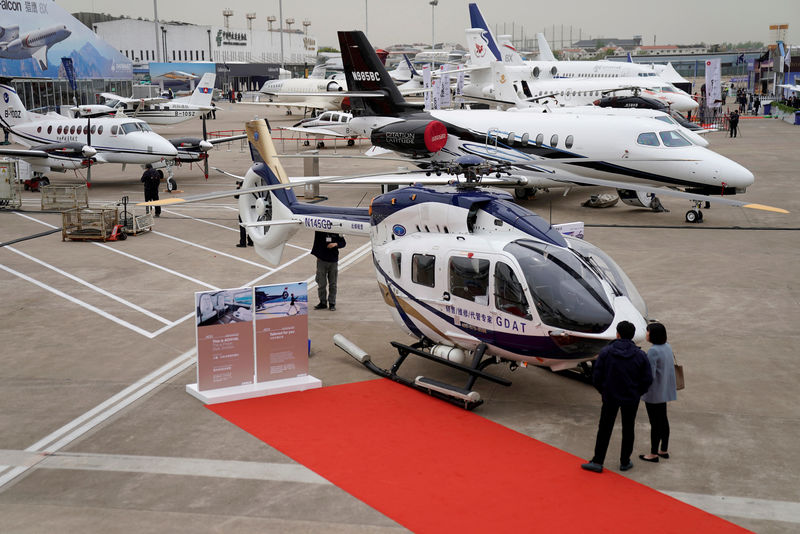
[370,120,448,157]
[239,167,299,265]
[617,188,656,209]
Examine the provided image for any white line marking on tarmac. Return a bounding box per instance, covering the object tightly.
[0,350,196,491]
[0,451,330,485]
[5,246,172,325]
[153,231,277,270]
[664,491,800,524]
[0,263,155,338]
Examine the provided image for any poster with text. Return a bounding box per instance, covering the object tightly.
[195,287,254,391]
[254,282,309,383]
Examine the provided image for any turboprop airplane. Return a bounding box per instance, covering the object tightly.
[0,24,71,70]
[142,118,652,410]
[337,30,785,223]
[73,73,217,125]
[282,111,358,147]
[0,84,243,187]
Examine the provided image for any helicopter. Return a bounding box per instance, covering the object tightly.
[145,119,650,410]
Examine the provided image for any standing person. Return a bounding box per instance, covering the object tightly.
[311,231,346,311]
[639,322,677,463]
[581,321,652,474]
[140,163,162,217]
[210,101,216,119]
[753,95,761,116]
[236,91,243,103]
[729,110,739,138]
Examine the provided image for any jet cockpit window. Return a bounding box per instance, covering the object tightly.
[659,130,691,147]
[121,123,140,134]
[494,261,531,320]
[637,132,660,146]
[654,115,677,126]
[449,257,489,303]
[139,123,153,132]
[412,254,436,288]
[504,240,614,333]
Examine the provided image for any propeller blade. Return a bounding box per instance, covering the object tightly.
[204,157,209,180]
[202,114,207,141]
[87,116,91,146]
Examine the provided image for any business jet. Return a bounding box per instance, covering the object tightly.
[73,73,217,125]
[0,24,71,71]
[463,28,698,113]
[336,31,784,223]
[259,66,348,114]
[0,84,243,187]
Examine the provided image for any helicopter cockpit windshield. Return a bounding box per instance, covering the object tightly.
[565,236,647,319]
[505,240,615,334]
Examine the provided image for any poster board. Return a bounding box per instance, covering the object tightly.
[254,282,309,383]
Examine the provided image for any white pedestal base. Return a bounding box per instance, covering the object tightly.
[186,375,322,405]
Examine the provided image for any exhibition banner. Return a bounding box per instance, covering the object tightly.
[195,287,255,391]
[705,58,722,108]
[254,282,309,383]
[0,1,132,79]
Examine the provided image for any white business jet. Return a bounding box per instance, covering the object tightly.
[338,31,785,223]
[73,73,217,125]
[0,24,71,70]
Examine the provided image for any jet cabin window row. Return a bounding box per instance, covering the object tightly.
[496,131,574,150]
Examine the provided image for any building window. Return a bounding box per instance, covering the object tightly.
[172,50,175,61]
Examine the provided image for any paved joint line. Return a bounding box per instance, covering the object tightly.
[6,246,172,326]
[152,231,276,271]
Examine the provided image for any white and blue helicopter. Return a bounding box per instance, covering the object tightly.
[146,118,652,410]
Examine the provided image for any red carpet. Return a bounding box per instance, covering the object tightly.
[209,379,748,533]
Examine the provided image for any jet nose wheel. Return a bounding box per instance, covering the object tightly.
[685,209,703,223]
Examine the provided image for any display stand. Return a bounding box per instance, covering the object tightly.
[186,375,321,405]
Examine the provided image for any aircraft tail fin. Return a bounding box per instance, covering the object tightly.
[0,25,19,42]
[0,84,32,129]
[309,63,326,79]
[405,54,420,77]
[536,33,556,62]
[497,35,525,65]
[465,28,494,68]
[338,30,409,117]
[490,62,520,104]
[187,72,216,106]
[467,3,501,60]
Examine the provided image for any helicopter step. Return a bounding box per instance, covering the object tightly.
[333,334,510,410]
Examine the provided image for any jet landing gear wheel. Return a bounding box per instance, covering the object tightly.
[685,201,705,223]
[347,139,355,147]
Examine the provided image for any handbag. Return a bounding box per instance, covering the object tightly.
[673,352,685,391]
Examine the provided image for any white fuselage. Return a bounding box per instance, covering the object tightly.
[85,100,210,125]
[0,25,70,60]
[351,111,753,191]
[259,78,347,110]
[8,115,178,172]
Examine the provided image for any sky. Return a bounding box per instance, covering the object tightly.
[56,0,798,50]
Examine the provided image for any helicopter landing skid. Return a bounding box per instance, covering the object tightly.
[333,335,511,410]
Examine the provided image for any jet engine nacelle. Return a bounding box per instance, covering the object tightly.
[617,188,656,209]
[370,119,448,157]
[326,80,343,92]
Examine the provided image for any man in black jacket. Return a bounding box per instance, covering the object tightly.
[582,321,652,473]
[311,231,346,311]
[140,163,162,217]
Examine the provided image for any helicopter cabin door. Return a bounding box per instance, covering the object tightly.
[446,253,495,348]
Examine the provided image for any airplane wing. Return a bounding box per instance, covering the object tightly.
[281,126,350,138]
[32,47,48,71]
[0,147,51,160]
[207,134,247,145]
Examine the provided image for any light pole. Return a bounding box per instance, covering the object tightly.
[365,0,368,39]
[153,0,161,62]
[286,18,295,64]
[429,0,438,51]
[278,0,284,68]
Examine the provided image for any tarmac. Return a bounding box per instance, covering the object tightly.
[1,100,799,533]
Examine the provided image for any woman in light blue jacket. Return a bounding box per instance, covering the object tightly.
[639,322,677,462]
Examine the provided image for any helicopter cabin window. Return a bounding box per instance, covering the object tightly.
[637,132,660,146]
[449,257,489,304]
[412,254,436,288]
[535,133,543,146]
[565,135,574,149]
[391,252,402,278]
[494,261,531,319]
[550,134,558,147]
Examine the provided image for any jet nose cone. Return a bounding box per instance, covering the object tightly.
[728,160,755,188]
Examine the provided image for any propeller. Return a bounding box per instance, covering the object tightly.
[202,114,210,180]
[83,116,94,186]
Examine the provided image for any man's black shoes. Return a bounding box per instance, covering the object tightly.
[314,303,327,310]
